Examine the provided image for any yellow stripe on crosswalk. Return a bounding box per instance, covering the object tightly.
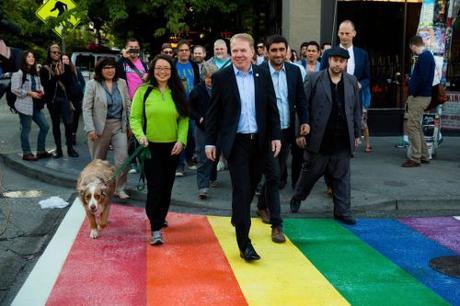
[208,216,349,306]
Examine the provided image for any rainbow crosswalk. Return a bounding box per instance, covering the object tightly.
[11,202,460,306]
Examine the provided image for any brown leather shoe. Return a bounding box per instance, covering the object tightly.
[36,151,52,159]
[257,208,270,224]
[22,153,38,161]
[401,159,420,167]
[271,226,286,243]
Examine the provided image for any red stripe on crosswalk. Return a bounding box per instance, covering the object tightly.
[47,204,147,305]
[146,213,247,306]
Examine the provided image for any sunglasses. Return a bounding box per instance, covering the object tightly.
[257,45,264,49]
[163,50,173,55]
[51,51,62,55]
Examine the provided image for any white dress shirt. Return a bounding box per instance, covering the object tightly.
[340,44,355,75]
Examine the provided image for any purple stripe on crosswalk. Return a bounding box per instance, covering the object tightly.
[399,217,460,254]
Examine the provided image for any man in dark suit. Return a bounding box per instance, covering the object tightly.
[320,20,370,93]
[256,35,309,241]
[290,47,361,225]
[205,33,281,261]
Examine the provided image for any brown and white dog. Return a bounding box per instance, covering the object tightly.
[77,159,116,239]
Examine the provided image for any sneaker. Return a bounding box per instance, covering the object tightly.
[188,164,197,170]
[128,164,138,174]
[217,160,226,171]
[175,170,184,177]
[150,231,164,245]
[116,190,130,200]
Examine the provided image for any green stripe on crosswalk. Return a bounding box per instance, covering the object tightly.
[284,219,448,306]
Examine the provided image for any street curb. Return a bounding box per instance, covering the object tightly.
[2,152,460,215]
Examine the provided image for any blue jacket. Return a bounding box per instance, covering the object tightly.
[409,50,435,97]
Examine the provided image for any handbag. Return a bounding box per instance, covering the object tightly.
[426,83,448,111]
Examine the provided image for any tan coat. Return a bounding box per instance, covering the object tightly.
[82,79,130,135]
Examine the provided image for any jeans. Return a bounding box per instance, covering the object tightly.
[195,127,218,189]
[18,107,49,154]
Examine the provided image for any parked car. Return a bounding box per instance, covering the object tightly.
[71,52,120,80]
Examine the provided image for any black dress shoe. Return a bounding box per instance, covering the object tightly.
[67,147,79,158]
[53,150,63,159]
[240,243,261,261]
[334,215,356,225]
[290,197,301,213]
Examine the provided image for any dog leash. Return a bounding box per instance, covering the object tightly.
[109,145,151,191]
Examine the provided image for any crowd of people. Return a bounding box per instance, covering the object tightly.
[6,19,435,261]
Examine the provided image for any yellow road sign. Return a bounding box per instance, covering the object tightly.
[35,0,80,37]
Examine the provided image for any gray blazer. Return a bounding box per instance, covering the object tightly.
[11,70,44,116]
[82,79,130,135]
[303,69,361,153]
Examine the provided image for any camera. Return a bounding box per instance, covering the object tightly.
[128,48,140,55]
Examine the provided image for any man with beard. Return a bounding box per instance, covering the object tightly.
[290,47,361,225]
[192,45,206,75]
[206,39,231,70]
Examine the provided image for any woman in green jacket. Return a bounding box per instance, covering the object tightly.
[130,54,189,245]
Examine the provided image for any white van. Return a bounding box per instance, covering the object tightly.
[71,52,120,81]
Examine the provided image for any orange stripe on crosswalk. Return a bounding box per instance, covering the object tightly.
[146,213,247,306]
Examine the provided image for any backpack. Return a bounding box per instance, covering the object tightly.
[5,72,27,113]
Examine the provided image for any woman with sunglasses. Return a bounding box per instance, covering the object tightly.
[40,44,78,158]
[130,54,189,245]
[11,51,50,161]
[82,57,130,200]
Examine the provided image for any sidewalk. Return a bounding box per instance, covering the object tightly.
[1,132,459,217]
[1,98,459,217]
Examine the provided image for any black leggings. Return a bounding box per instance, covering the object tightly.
[144,142,178,231]
[48,99,73,148]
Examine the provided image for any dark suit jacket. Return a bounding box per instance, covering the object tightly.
[320,46,370,90]
[205,64,281,159]
[190,82,211,130]
[304,70,361,154]
[259,62,308,142]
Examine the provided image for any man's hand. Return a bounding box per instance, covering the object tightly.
[271,140,281,157]
[171,142,184,155]
[206,146,216,161]
[296,137,306,149]
[300,123,310,136]
[29,91,42,99]
[88,131,98,141]
[355,137,361,149]
[121,49,129,59]
[138,136,149,147]
[199,117,204,124]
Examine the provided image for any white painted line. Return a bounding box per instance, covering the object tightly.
[11,198,85,306]
[454,216,460,221]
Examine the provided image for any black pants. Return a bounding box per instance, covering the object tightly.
[258,129,290,227]
[71,100,82,137]
[291,141,303,190]
[227,134,265,252]
[48,98,73,149]
[293,148,352,217]
[144,142,178,231]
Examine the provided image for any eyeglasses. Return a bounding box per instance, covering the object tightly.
[257,45,264,49]
[154,67,171,71]
[51,51,61,55]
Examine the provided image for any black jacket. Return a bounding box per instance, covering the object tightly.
[190,82,211,130]
[259,61,308,142]
[205,64,281,159]
[40,63,73,104]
